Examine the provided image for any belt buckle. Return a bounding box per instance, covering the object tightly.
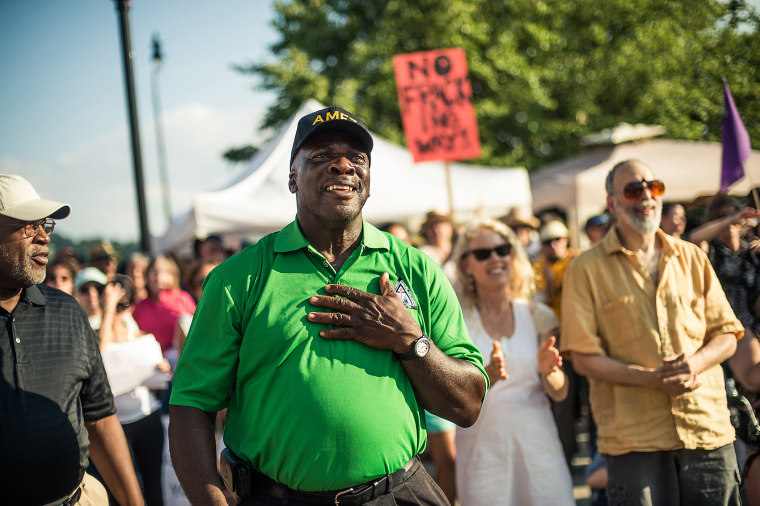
[60,486,81,506]
[334,487,354,505]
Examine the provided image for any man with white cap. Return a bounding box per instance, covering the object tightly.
[0,174,144,505]
[534,219,578,323]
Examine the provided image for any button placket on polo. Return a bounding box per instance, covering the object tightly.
[9,314,29,381]
[333,244,365,284]
[304,247,337,283]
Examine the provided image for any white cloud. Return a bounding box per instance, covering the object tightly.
[17,102,264,242]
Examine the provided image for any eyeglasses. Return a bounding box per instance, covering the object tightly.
[619,180,665,200]
[116,301,131,312]
[467,244,512,261]
[0,218,55,238]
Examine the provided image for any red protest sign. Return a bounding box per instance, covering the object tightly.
[393,47,481,163]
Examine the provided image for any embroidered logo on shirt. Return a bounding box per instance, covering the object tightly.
[394,279,418,310]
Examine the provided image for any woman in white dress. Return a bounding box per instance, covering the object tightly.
[452,218,575,506]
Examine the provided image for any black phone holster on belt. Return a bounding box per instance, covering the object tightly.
[219,447,252,503]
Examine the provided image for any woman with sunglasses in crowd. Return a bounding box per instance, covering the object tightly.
[98,275,172,505]
[452,218,574,506]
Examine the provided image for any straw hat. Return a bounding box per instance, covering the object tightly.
[501,206,540,230]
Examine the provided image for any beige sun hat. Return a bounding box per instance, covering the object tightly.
[501,206,540,230]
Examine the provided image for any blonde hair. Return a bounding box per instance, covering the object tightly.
[452,218,535,309]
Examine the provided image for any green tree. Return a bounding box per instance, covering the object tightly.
[222,144,260,163]
[238,0,759,171]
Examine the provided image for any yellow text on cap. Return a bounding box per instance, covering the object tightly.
[312,111,358,125]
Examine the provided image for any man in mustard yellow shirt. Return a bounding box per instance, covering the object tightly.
[561,160,743,506]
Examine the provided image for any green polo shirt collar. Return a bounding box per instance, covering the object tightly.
[274,217,390,254]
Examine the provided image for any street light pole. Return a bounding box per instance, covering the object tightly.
[113,0,151,253]
[151,33,172,227]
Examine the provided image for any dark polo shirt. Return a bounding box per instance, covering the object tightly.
[0,284,115,505]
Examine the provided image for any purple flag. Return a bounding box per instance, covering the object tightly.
[721,77,751,191]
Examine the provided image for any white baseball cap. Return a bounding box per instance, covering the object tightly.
[0,174,70,221]
[73,267,108,291]
[539,220,569,242]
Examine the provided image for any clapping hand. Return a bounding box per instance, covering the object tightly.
[102,282,125,314]
[485,341,508,385]
[537,336,563,375]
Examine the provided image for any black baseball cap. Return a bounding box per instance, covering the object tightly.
[290,106,374,166]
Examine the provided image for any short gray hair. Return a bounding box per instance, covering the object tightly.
[605,159,649,195]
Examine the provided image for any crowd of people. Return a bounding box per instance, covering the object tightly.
[2,105,760,506]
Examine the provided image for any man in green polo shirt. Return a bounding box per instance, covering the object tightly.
[169,106,488,506]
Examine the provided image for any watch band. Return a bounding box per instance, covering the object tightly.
[396,335,430,360]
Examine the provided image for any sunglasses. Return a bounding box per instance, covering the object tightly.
[467,244,512,261]
[620,180,665,200]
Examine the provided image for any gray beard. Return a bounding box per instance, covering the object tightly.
[616,197,662,235]
[0,250,45,287]
[627,207,662,235]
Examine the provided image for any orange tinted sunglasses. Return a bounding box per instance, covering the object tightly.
[622,180,665,199]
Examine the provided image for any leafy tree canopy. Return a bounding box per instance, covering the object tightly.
[237,0,759,171]
[223,144,260,163]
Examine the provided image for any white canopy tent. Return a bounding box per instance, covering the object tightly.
[156,100,532,252]
[530,139,760,247]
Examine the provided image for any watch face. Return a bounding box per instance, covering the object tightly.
[415,337,430,357]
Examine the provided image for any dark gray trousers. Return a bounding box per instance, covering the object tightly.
[605,444,741,506]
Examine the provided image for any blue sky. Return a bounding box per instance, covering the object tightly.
[3,1,758,243]
[0,1,278,241]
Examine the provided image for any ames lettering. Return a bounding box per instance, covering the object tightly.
[312,112,358,126]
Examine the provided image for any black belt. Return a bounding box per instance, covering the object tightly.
[58,484,82,506]
[251,457,419,505]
